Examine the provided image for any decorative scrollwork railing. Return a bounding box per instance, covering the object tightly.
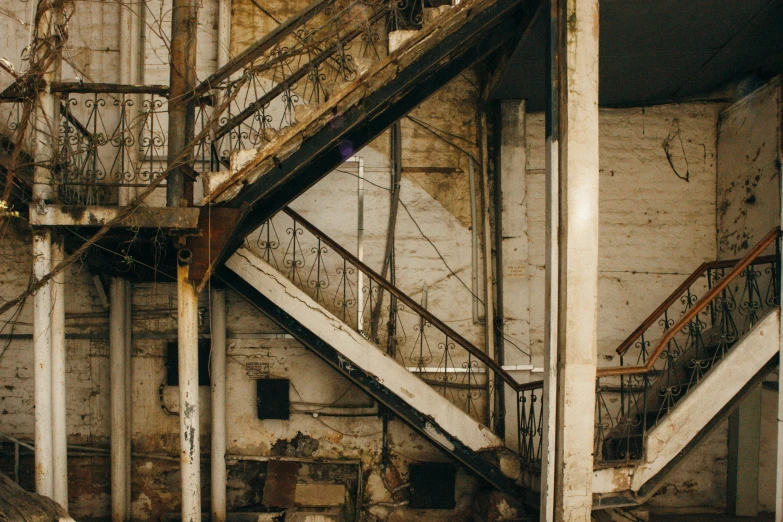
[0,83,170,206]
[54,83,169,206]
[194,0,431,171]
[246,206,543,470]
[595,227,781,464]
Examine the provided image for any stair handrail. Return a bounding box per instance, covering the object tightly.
[280,206,525,392]
[211,6,389,142]
[194,0,333,97]
[614,253,779,357]
[599,226,781,378]
[613,262,709,357]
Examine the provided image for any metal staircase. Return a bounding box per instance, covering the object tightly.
[214,206,543,508]
[192,0,543,280]
[592,228,781,508]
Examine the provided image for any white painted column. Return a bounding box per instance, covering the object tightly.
[178,261,202,522]
[31,0,59,502]
[548,0,600,520]
[110,279,128,522]
[124,280,133,518]
[51,235,68,509]
[210,287,227,522]
[33,229,53,498]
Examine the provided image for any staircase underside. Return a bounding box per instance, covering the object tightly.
[218,248,539,506]
[592,309,781,509]
[202,0,543,283]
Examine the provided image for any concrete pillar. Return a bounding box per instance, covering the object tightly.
[110,279,128,521]
[728,384,761,516]
[33,228,53,498]
[178,262,201,522]
[210,287,227,522]
[31,0,58,495]
[546,0,601,520]
[498,100,529,358]
[51,236,67,509]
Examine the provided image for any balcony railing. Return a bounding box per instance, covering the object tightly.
[193,0,426,172]
[0,83,169,206]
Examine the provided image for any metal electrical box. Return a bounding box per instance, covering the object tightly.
[256,378,290,420]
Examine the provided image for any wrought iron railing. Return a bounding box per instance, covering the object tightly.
[517,380,544,471]
[245,206,543,469]
[54,83,170,205]
[194,0,427,171]
[0,83,170,206]
[595,228,781,464]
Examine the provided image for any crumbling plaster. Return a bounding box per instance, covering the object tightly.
[716,76,783,514]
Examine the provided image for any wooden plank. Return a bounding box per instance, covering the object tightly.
[262,460,300,508]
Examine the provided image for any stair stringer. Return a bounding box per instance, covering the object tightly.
[592,309,780,506]
[221,248,536,503]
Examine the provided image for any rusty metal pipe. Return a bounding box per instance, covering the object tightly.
[178,264,201,522]
[166,0,197,207]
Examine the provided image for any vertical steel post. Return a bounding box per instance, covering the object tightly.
[124,280,133,517]
[110,279,128,521]
[211,286,227,522]
[166,0,198,207]
[478,110,496,428]
[51,235,67,509]
[32,0,59,498]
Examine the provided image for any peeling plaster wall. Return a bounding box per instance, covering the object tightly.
[716,76,783,514]
[525,102,725,510]
[717,77,782,259]
[526,103,721,365]
[0,223,481,519]
[0,74,488,522]
[0,1,489,519]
